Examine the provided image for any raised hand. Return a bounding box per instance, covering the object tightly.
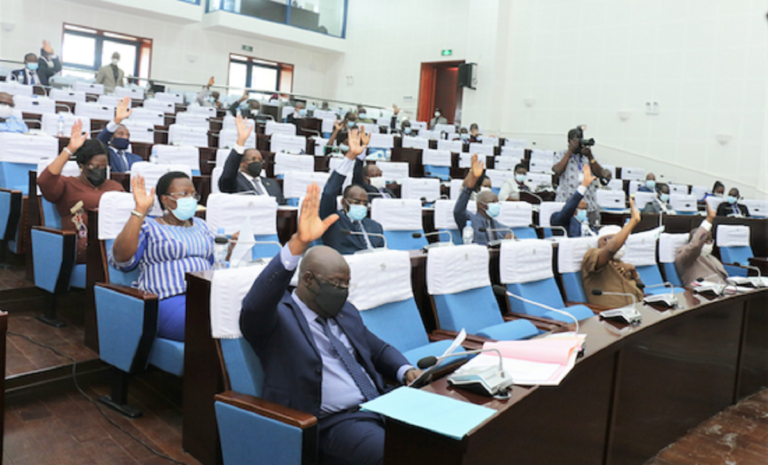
[360,127,371,147]
[290,183,338,255]
[334,120,343,131]
[706,201,716,222]
[393,104,400,115]
[240,90,249,102]
[67,119,87,153]
[235,114,254,146]
[207,76,215,88]
[131,174,155,214]
[471,153,484,178]
[347,128,368,159]
[42,40,54,55]
[629,197,641,224]
[115,96,132,124]
[581,164,596,187]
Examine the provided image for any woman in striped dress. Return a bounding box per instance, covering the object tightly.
[109,172,215,342]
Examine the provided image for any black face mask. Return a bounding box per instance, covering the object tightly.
[599,177,610,187]
[86,167,107,187]
[310,274,348,319]
[247,161,262,178]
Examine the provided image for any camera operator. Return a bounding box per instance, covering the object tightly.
[552,127,604,224]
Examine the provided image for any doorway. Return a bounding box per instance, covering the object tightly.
[417,60,464,126]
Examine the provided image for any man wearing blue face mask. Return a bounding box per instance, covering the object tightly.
[454,154,513,245]
[550,165,599,237]
[716,188,750,217]
[329,112,357,151]
[638,173,656,192]
[10,41,61,87]
[96,97,142,173]
[641,183,676,215]
[320,128,385,254]
[499,163,533,201]
[286,101,306,126]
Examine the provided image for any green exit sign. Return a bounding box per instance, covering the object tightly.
[441,49,452,56]
[242,45,253,52]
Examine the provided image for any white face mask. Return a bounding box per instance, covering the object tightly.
[111,58,119,66]
[613,245,626,261]
[701,243,713,256]
[434,111,440,117]
[251,109,259,116]
[368,177,386,189]
[480,186,492,192]
[0,104,13,119]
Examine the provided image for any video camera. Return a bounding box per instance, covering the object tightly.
[579,137,595,148]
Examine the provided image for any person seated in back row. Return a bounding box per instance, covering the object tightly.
[637,173,656,192]
[0,92,29,133]
[218,115,285,204]
[96,97,143,173]
[454,154,513,245]
[550,165,598,237]
[675,203,728,285]
[320,128,385,254]
[498,163,533,201]
[641,183,676,215]
[716,188,750,217]
[353,160,397,199]
[582,198,645,308]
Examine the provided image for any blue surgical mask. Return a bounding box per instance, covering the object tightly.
[404,127,412,134]
[298,108,307,117]
[358,113,367,119]
[575,209,588,223]
[347,121,356,128]
[645,180,656,189]
[660,193,670,202]
[339,144,349,153]
[208,96,215,103]
[26,62,39,71]
[727,195,737,204]
[172,197,198,221]
[486,202,500,218]
[347,204,367,221]
[460,133,469,141]
[515,174,527,183]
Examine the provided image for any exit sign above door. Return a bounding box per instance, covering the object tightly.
[441,49,452,56]
[242,45,253,52]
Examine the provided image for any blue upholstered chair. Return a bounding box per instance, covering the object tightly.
[500,240,594,323]
[555,237,598,304]
[596,189,627,213]
[427,244,539,341]
[434,199,464,245]
[498,202,537,240]
[282,171,330,208]
[658,233,690,287]
[0,188,23,264]
[537,201,567,238]
[94,192,184,418]
[345,250,459,365]
[206,193,282,260]
[371,198,428,251]
[623,230,685,295]
[31,196,86,327]
[716,225,753,278]
[422,148,452,181]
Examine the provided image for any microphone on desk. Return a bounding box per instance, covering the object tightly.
[590,289,643,324]
[412,231,454,245]
[731,262,762,278]
[340,229,388,251]
[492,285,579,334]
[695,275,730,296]
[416,348,514,398]
[590,288,638,305]
[643,282,675,292]
[478,227,517,241]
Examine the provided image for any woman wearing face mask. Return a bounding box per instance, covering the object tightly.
[109,172,222,342]
[38,120,124,263]
[429,108,448,130]
[329,112,357,154]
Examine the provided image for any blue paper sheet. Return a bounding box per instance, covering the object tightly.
[360,386,496,440]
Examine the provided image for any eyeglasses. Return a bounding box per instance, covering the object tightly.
[166,192,201,201]
[312,273,349,290]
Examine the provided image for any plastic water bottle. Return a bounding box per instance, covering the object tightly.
[150,146,158,164]
[57,115,64,137]
[462,220,474,245]
[213,228,229,270]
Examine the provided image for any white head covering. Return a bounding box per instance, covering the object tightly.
[597,225,622,239]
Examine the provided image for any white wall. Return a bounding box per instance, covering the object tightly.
[0,0,332,97]
[499,0,768,200]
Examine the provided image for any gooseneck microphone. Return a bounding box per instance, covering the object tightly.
[417,348,504,372]
[591,288,637,305]
[340,229,388,250]
[492,285,579,334]
[545,225,568,237]
[732,262,762,278]
[412,230,454,245]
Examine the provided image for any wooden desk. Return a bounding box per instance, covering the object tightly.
[384,288,768,465]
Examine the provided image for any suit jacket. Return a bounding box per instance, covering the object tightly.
[352,159,397,199]
[642,199,676,215]
[240,253,408,417]
[453,186,510,245]
[95,65,125,93]
[11,52,61,86]
[320,170,385,254]
[218,148,285,204]
[226,101,268,122]
[550,188,584,237]
[716,202,750,218]
[96,126,142,173]
[675,222,727,285]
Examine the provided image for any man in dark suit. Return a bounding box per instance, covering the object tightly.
[96,97,142,173]
[454,154,513,244]
[320,129,385,254]
[717,188,750,217]
[286,101,305,125]
[352,159,397,199]
[228,91,268,121]
[10,41,61,87]
[240,183,421,465]
[550,164,597,237]
[218,115,285,203]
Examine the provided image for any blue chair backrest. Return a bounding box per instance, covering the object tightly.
[0,190,12,238]
[662,263,683,287]
[719,246,753,266]
[0,162,36,194]
[220,338,265,397]
[383,230,427,251]
[95,285,153,373]
[358,298,429,354]
[424,165,450,178]
[432,286,503,334]
[562,271,588,303]
[491,187,500,195]
[444,229,462,245]
[636,264,663,286]
[512,227,538,239]
[31,228,68,293]
[506,277,565,317]
[41,197,63,229]
[252,234,282,260]
[104,239,142,286]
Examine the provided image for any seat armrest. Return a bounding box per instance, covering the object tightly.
[502,313,564,332]
[95,282,158,301]
[215,390,317,429]
[32,225,77,236]
[566,301,611,313]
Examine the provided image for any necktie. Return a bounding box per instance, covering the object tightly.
[252,178,265,195]
[29,72,35,86]
[379,188,390,199]
[488,218,496,241]
[118,150,128,172]
[316,317,379,402]
[732,204,739,215]
[356,220,373,249]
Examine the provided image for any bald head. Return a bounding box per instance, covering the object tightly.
[295,246,351,315]
[476,190,498,217]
